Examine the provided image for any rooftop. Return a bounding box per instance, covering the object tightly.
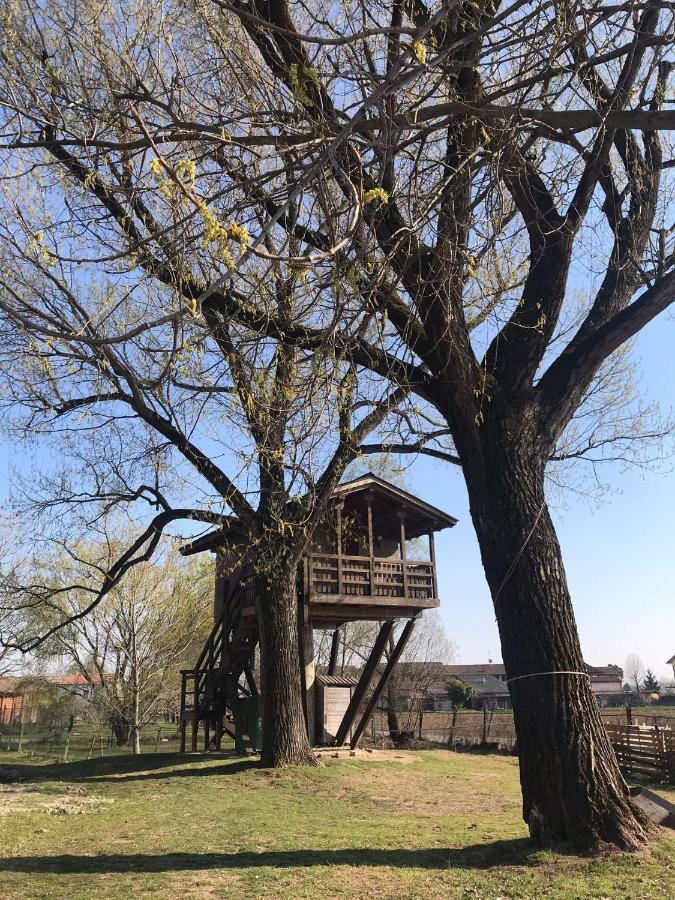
[180,473,458,556]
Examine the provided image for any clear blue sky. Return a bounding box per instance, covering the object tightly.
[409,312,675,683]
[0,315,673,682]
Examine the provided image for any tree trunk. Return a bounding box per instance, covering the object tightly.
[256,566,317,768]
[110,714,131,747]
[386,678,401,743]
[462,424,650,850]
[130,726,141,755]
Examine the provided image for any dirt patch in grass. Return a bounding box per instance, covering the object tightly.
[165,871,244,898]
[0,782,112,817]
[0,784,34,815]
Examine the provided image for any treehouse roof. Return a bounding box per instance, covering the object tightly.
[179,473,457,556]
[333,472,458,539]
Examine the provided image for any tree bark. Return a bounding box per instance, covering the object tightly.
[386,677,401,743]
[461,420,650,850]
[256,566,317,768]
[109,714,131,747]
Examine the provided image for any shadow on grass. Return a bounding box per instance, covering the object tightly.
[0,840,543,873]
[2,752,257,784]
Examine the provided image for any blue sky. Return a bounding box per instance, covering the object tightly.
[0,312,673,682]
[408,312,675,683]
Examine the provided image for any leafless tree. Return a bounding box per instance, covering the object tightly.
[316,610,456,740]
[0,0,433,767]
[624,654,647,696]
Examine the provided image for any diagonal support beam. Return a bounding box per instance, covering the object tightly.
[350,616,418,750]
[328,627,341,675]
[334,621,394,746]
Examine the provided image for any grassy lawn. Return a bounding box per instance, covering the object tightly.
[0,749,673,900]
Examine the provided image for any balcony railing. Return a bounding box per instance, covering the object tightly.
[307,552,436,601]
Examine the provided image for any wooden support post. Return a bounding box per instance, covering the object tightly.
[191,715,198,752]
[350,616,417,749]
[428,530,438,599]
[328,628,340,676]
[399,512,408,599]
[336,502,344,595]
[179,674,187,752]
[334,621,393,746]
[203,717,210,751]
[366,491,374,596]
[243,663,258,696]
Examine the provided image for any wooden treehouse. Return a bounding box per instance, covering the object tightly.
[178,473,457,753]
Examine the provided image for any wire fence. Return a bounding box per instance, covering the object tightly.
[370,705,675,753]
[2,704,673,764]
[0,717,196,762]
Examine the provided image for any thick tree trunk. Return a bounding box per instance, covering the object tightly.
[256,566,317,768]
[109,714,131,747]
[462,425,649,850]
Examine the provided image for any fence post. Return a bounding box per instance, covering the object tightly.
[154,726,161,753]
[62,717,74,763]
[482,707,487,744]
[626,703,632,725]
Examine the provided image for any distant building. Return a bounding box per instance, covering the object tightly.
[444,662,624,709]
[0,672,103,725]
[668,654,675,680]
[0,677,24,725]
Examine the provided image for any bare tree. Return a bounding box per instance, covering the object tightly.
[1,0,674,845]
[624,654,647,696]
[317,611,455,741]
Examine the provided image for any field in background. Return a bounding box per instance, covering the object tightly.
[0,749,674,900]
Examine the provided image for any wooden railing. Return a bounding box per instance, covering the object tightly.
[307,553,435,601]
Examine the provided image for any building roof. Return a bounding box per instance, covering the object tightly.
[180,473,458,555]
[179,517,242,557]
[446,662,624,683]
[316,673,359,687]
[455,673,511,696]
[333,473,458,537]
[446,663,506,677]
[0,676,20,694]
[0,673,103,694]
[667,654,675,666]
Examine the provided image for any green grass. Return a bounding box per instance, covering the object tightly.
[0,749,673,900]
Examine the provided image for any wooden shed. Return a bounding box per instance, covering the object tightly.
[315,674,359,745]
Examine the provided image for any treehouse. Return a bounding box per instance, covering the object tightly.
[178,473,457,754]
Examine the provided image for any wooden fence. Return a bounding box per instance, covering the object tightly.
[605,724,675,784]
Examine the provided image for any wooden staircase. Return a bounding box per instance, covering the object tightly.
[179,579,259,752]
